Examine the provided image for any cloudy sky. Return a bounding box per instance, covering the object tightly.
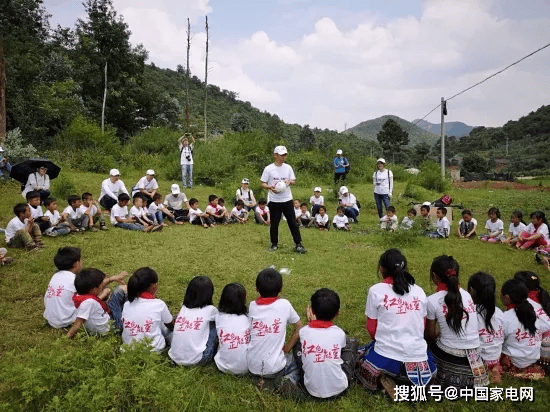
[44,0,550,131]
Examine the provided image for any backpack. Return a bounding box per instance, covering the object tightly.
[344,158,350,174]
[434,195,452,207]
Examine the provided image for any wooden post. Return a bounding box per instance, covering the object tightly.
[185,18,190,130]
[101,61,107,134]
[0,35,6,146]
[204,16,209,141]
[441,97,445,178]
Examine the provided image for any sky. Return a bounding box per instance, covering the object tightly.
[43,0,550,131]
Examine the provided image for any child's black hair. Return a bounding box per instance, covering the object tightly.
[468,272,496,333]
[236,199,244,207]
[300,202,308,208]
[183,276,214,309]
[420,205,430,212]
[336,206,345,213]
[67,195,80,206]
[462,209,472,217]
[218,198,225,205]
[530,210,548,226]
[407,208,417,216]
[54,247,81,271]
[256,268,283,298]
[218,283,247,316]
[82,192,93,200]
[511,210,525,225]
[378,249,415,296]
[258,198,267,205]
[188,198,198,205]
[514,271,550,319]
[319,205,326,212]
[152,192,162,201]
[502,279,537,336]
[26,190,40,201]
[387,206,396,213]
[127,267,158,302]
[311,288,340,321]
[208,194,217,203]
[43,197,57,207]
[132,193,147,202]
[74,268,106,295]
[13,203,29,217]
[488,207,500,219]
[437,207,447,216]
[118,193,130,202]
[431,255,466,335]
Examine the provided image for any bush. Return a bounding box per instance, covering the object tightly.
[128,127,180,156]
[51,173,76,200]
[415,160,451,192]
[54,115,120,155]
[3,128,38,163]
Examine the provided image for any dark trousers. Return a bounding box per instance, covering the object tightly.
[374,193,390,218]
[100,196,117,211]
[334,172,346,184]
[268,200,302,246]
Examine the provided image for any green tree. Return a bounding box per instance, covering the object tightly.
[462,152,490,174]
[298,124,315,150]
[230,112,252,132]
[376,119,409,161]
[412,142,431,166]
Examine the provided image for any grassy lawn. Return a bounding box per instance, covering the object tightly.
[0,170,549,411]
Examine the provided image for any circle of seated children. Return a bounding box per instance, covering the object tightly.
[131,169,159,206]
[99,169,129,212]
[42,246,550,402]
[21,167,51,202]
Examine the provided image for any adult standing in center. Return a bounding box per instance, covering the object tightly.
[260,146,307,253]
[373,158,393,219]
[333,149,349,185]
[178,134,195,189]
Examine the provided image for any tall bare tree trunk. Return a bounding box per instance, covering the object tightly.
[0,35,6,146]
[185,18,190,131]
[204,16,209,141]
[101,61,107,134]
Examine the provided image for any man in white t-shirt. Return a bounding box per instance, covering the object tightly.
[131,169,159,204]
[260,146,306,253]
[99,169,129,212]
[178,135,195,189]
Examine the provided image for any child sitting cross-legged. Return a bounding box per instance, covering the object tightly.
[206,195,227,225]
[5,203,44,251]
[80,192,107,231]
[309,187,324,217]
[130,194,162,232]
[148,193,179,226]
[314,206,329,231]
[63,195,93,232]
[298,202,314,227]
[502,210,526,245]
[379,206,398,231]
[111,193,146,231]
[458,209,477,239]
[66,268,128,338]
[254,198,270,225]
[189,198,215,228]
[332,206,350,231]
[169,276,218,366]
[516,211,549,250]
[27,190,51,233]
[217,198,231,222]
[418,203,434,235]
[230,200,249,224]
[480,207,504,242]
[400,208,416,230]
[43,198,71,237]
[426,207,450,238]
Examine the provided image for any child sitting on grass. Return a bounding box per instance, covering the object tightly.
[189,198,215,228]
[149,193,179,226]
[169,276,218,366]
[516,211,549,250]
[0,248,14,266]
[111,193,146,231]
[298,202,314,227]
[230,200,249,223]
[43,198,71,237]
[400,208,416,230]
[379,206,398,231]
[27,190,51,233]
[293,199,302,222]
[314,206,329,231]
[43,247,82,328]
[309,187,324,217]
[254,199,270,225]
[130,195,162,232]
[80,192,107,231]
[206,195,228,225]
[4,203,44,251]
[503,210,526,245]
[217,198,231,221]
[63,195,93,232]
[332,206,350,231]
[480,207,503,242]
[458,209,477,239]
[66,268,128,338]
[427,207,450,238]
[418,203,433,235]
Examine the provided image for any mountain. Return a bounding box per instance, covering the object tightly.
[413,119,475,137]
[345,115,439,146]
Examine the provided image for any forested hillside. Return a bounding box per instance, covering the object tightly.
[414,119,474,138]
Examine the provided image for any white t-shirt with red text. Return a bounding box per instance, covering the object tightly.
[121,298,173,352]
[366,283,428,362]
[76,298,111,335]
[169,305,218,365]
[214,313,251,374]
[299,323,347,398]
[427,288,479,349]
[43,270,77,328]
[247,299,300,375]
[476,307,504,362]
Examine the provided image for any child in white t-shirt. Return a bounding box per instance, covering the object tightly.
[480,207,504,243]
[458,209,477,239]
[188,198,215,228]
[230,200,249,224]
[80,192,107,230]
[314,206,329,231]
[5,203,43,250]
[503,210,526,245]
[67,268,128,338]
[427,207,450,238]
[43,198,71,237]
[149,193,179,226]
[293,199,301,222]
[400,208,416,230]
[515,210,549,250]
[309,187,324,217]
[217,198,231,222]
[298,202,314,227]
[27,191,51,233]
[44,247,82,328]
[169,276,218,366]
[206,195,228,225]
[254,199,270,225]
[247,268,302,378]
[332,206,350,231]
[130,195,161,232]
[121,267,174,352]
[379,206,398,231]
[111,193,146,231]
[62,195,91,232]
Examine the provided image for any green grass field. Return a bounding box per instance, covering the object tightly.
[0,170,549,411]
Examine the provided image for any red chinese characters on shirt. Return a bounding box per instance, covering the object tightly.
[252,319,281,337]
[382,295,421,314]
[122,317,153,337]
[442,300,475,318]
[514,329,543,346]
[479,325,504,343]
[302,340,340,363]
[219,328,251,349]
[535,307,550,322]
[175,316,204,332]
[46,285,65,298]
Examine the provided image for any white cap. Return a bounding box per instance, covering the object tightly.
[0,146,4,152]
[274,145,288,155]
[336,149,343,155]
[0,247,7,255]
[422,201,431,206]
[314,186,321,192]
[171,183,181,195]
[109,168,120,176]
[242,178,249,184]
[377,158,386,164]
[339,186,348,195]
[146,169,155,175]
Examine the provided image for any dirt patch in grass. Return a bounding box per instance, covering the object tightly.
[453,180,550,191]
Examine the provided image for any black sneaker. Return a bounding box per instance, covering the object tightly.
[295,244,307,253]
[268,244,278,252]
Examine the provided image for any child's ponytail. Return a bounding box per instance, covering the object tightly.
[468,272,496,332]
[378,248,415,296]
[514,271,550,319]
[127,267,159,302]
[512,210,525,225]
[502,279,537,336]
[530,210,548,227]
[431,255,467,335]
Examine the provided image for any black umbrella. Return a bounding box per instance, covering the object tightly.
[9,158,62,183]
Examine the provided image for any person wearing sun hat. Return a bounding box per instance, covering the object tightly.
[21,166,51,201]
[163,183,190,222]
[236,178,257,211]
[372,158,393,219]
[131,169,159,205]
[333,149,349,185]
[99,169,129,212]
[260,146,307,253]
[0,146,12,180]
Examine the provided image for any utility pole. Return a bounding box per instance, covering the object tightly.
[185,18,190,130]
[440,97,445,178]
[0,35,6,146]
[203,16,209,141]
[101,61,107,134]
[506,136,509,156]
